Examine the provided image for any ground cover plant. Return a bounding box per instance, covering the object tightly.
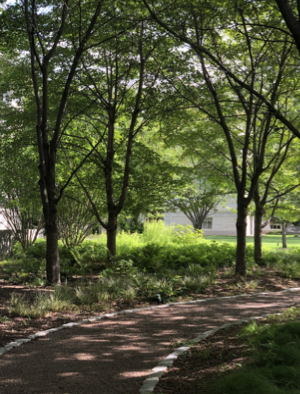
[4,222,300,285]
[154,307,300,394]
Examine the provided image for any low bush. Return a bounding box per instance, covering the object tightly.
[211,320,300,394]
[6,222,300,284]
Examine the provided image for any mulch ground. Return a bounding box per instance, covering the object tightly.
[154,312,300,394]
[154,323,251,394]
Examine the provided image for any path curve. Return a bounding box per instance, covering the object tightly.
[1,288,300,394]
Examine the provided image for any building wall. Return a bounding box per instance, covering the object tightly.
[0,209,10,230]
[164,199,256,236]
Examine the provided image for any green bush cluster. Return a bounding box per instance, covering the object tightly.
[259,248,300,279]
[6,222,300,284]
[10,239,107,283]
[116,223,239,272]
[117,216,144,234]
[10,223,239,278]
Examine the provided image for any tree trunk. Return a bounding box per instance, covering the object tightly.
[235,198,248,276]
[106,211,118,263]
[282,220,287,248]
[42,173,60,285]
[194,221,202,230]
[45,219,60,285]
[254,201,264,265]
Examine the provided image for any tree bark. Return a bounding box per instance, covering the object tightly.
[45,217,60,284]
[275,0,300,56]
[40,150,61,284]
[106,211,118,262]
[282,220,287,248]
[254,200,264,265]
[235,198,248,276]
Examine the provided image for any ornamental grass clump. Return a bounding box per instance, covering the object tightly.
[9,290,73,319]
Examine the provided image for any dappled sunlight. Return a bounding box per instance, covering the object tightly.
[114,345,146,351]
[73,353,96,361]
[71,336,110,343]
[153,330,178,336]
[1,378,24,384]
[57,372,82,378]
[165,315,188,321]
[119,370,151,378]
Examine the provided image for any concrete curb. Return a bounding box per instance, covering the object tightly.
[0,287,300,392]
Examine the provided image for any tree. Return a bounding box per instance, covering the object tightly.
[0,151,44,250]
[266,192,300,249]
[57,193,99,248]
[252,140,300,263]
[62,20,173,260]
[164,153,226,230]
[275,0,300,55]
[142,0,300,275]
[142,0,300,137]
[169,186,220,230]
[4,0,129,283]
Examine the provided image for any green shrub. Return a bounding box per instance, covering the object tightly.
[117,216,144,234]
[12,222,300,284]
[211,320,300,394]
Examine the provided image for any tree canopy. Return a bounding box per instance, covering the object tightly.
[1,0,300,279]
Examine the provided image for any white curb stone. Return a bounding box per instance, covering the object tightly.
[62,322,79,328]
[34,331,49,337]
[4,341,22,348]
[15,338,31,344]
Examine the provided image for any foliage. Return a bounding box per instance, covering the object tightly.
[7,223,300,287]
[0,144,43,250]
[210,319,300,394]
[117,215,144,234]
[164,149,230,230]
[57,194,99,247]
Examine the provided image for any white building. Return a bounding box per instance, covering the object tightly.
[164,199,277,236]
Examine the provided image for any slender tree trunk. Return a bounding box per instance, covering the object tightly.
[106,210,118,262]
[236,198,248,276]
[45,218,60,284]
[194,221,202,230]
[41,163,60,285]
[254,201,264,265]
[282,220,287,248]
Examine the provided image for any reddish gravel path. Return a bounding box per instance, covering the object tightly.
[1,289,300,394]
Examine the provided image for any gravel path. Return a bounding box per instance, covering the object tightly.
[1,289,300,394]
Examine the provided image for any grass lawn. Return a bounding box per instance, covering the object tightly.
[204,234,300,249]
